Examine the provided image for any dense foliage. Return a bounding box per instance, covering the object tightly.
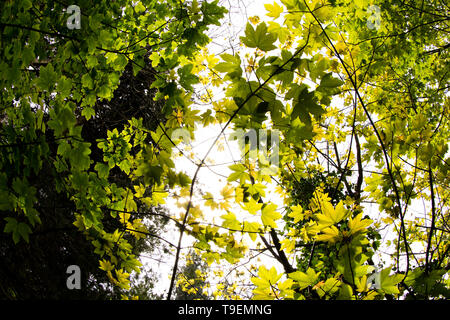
[1,0,448,300]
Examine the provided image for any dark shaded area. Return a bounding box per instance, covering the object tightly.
[0,58,168,299]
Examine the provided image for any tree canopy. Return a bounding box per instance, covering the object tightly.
[0,0,449,300]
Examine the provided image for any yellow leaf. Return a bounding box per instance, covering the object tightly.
[174,109,183,126]
[280,238,296,254]
[288,204,304,223]
[312,280,325,290]
[348,213,372,235]
[99,259,114,272]
[315,277,341,299]
[241,198,263,215]
[316,200,349,228]
[203,192,219,209]
[253,266,282,287]
[235,187,244,203]
[249,15,260,25]
[115,269,131,290]
[219,200,231,211]
[356,274,369,293]
[363,290,379,300]
[149,51,161,67]
[221,185,234,200]
[354,0,367,9]
[211,75,223,87]
[189,205,203,220]
[315,226,342,243]
[300,226,310,242]
[133,184,145,198]
[129,219,147,239]
[243,221,261,241]
[261,203,281,229]
[221,212,241,230]
[179,186,191,197]
[73,214,85,231]
[119,212,131,224]
[316,6,333,20]
[264,2,284,19]
[205,54,219,67]
[278,278,295,299]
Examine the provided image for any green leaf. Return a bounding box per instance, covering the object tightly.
[267,21,290,43]
[57,141,71,156]
[70,142,91,170]
[338,283,354,300]
[240,22,277,52]
[0,190,13,211]
[72,171,89,190]
[95,163,110,179]
[4,218,32,244]
[4,217,18,234]
[289,268,321,290]
[58,76,73,99]
[81,74,94,90]
[82,107,96,120]
[36,64,57,91]
[135,2,146,13]
[291,88,325,122]
[177,172,191,187]
[379,267,403,295]
[60,106,77,129]
[319,73,344,88]
[17,222,32,243]
[49,106,77,136]
[315,277,341,298]
[147,165,163,185]
[118,159,131,175]
[21,0,32,10]
[215,53,242,80]
[98,85,112,99]
[178,64,199,91]
[227,163,250,183]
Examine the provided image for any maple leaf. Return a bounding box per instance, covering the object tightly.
[316,200,349,228]
[243,221,261,241]
[241,198,263,215]
[315,226,342,244]
[261,203,281,229]
[288,204,304,223]
[251,266,282,289]
[264,2,284,19]
[289,268,321,290]
[348,213,372,236]
[99,259,114,272]
[379,267,403,295]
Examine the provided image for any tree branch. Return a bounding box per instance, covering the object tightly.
[425,163,437,273]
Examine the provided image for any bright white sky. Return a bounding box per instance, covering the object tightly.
[140,0,274,298]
